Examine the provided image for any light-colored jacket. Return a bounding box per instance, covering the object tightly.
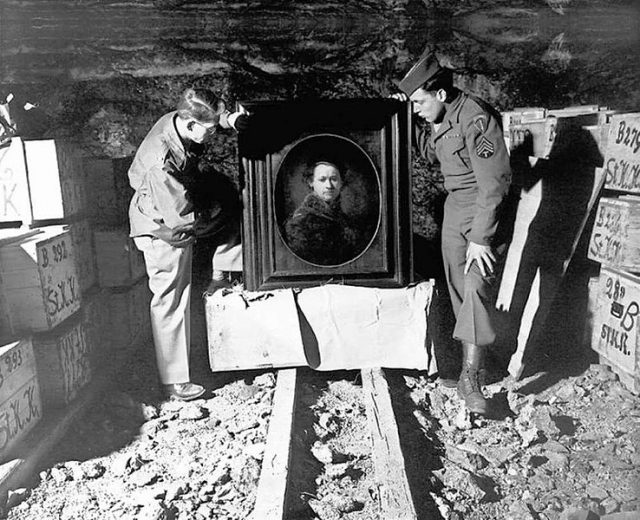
[128,111,198,247]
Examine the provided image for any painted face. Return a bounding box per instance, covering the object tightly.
[188,118,217,144]
[309,163,343,202]
[409,88,446,123]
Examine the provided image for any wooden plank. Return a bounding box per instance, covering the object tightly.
[362,368,417,520]
[603,113,640,194]
[250,368,298,520]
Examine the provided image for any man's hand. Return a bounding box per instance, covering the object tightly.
[465,242,496,277]
[389,92,409,102]
[228,106,251,132]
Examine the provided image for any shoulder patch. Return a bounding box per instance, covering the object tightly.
[473,115,487,134]
[476,135,495,158]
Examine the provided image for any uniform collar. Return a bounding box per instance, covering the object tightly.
[432,90,466,142]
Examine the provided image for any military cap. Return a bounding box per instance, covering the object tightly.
[398,54,453,96]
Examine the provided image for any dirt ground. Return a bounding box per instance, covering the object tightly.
[1,304,638,520]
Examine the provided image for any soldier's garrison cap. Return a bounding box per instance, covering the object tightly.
[398,54,453,96]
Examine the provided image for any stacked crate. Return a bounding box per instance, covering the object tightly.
[23,139,97,296]
[0,139,95,444]
[85,157,151,355]
[0,339,42,459]
[587,113,640,394]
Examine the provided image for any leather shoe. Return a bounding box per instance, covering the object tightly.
[163,382,205,401]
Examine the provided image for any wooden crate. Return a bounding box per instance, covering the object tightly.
[64,219,97,294]
[502,113,556,159]
[0,226,81,334]
[32,315,92,410]
[603,113,640,194]
[0,229,42,343]
[583,123,611,165]
[23,139,86,221]
[129,278,151,345]
[84,157,133,227]
[94,227,146,287]
[0,137,32,226]
[105,286,132,350]
[588,196,640,271]
[0,339,42,460]
[81,287,109,361]
[590,267,640,394]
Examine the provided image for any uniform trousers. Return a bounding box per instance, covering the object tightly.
[441,193,504,348]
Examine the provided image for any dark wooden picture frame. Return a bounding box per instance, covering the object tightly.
[238,99,413,291]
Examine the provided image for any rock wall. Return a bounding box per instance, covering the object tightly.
[0,1,638,238]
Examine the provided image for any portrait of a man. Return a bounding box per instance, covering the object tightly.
[275,134,380,266]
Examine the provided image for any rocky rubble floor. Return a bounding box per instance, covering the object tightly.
[1,347,638,520]
[405,364,640,520]
[3,342,276,520]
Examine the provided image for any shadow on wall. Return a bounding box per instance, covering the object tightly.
[495,122,604,380]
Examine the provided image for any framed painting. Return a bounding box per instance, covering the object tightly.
[238,99,412,291]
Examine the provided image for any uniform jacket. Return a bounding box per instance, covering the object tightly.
[415,90,511,246]
[128,111,202,247]
[284,193,360,266]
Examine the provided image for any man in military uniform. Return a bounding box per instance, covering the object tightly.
[398,54,512,415]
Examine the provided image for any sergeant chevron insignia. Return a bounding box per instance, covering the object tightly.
[476,135,494,158]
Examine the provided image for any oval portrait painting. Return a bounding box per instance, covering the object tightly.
[274,134,381,267]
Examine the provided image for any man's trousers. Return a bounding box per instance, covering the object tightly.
[441,194,504,348]
[134,236,193,385]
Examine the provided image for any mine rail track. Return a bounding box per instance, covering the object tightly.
[250,368,418,520]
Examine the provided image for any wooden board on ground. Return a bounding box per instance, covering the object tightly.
[589,267,640,394]
[24,139,86,221]
[32,315,93,411]
[0,339,42,461]
[588,196,640,271]
[603,113,640,194]
[94,227,146,287]
[0,137,32,226]
[0,226,80,334]
[250,368,298,520]
[362,368,417,520]
[206,288,307,371]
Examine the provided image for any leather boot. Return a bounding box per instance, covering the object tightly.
[457,342,489,415]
